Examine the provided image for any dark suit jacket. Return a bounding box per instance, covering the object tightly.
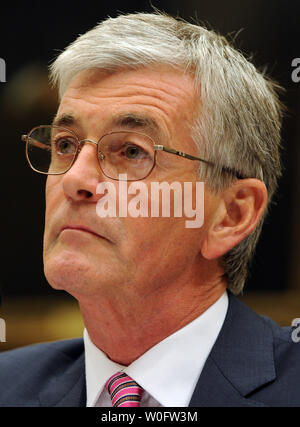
[0,292,299,407]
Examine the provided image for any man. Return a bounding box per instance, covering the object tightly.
[0,11,299,407]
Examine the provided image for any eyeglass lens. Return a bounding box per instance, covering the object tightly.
[26,126,155,180]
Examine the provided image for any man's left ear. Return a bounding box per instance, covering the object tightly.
[201,179,267,260]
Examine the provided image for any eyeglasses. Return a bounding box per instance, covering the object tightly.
[21,125,243,181]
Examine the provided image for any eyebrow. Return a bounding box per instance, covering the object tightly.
[52,112,160,136]
[52,113,76,127]
[112,113,159,133]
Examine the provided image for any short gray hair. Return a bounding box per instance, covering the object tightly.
[50,12,284,295]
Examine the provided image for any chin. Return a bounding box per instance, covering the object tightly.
[44,249,90,293]
[43,250,114,300]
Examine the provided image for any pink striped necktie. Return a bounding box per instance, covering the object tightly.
[105,372,144,407]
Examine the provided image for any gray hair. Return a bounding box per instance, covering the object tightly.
[49,12,284,295]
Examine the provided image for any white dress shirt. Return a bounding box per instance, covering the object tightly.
[84,291,228,407]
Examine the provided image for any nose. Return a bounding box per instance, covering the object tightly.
[62,140,104,202]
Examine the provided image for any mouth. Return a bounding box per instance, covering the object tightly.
[60,225,109,241]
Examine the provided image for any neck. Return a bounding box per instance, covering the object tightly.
[78,276,226,366]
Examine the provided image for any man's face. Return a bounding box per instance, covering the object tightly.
[43,66,220,300]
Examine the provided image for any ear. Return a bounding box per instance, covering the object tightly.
[201,179,267,260]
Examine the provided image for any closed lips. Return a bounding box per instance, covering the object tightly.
[61,225,101,237]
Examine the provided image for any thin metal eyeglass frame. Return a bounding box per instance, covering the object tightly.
[21,125,244,181]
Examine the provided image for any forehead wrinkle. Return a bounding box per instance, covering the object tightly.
[66,71,195,114]
[82,82,193,112]
[64,66,197,116]
[62,72,196,128]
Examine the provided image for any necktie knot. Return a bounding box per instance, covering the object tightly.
[105,371,144,407]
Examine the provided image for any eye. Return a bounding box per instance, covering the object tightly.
[122,144,151,160]
[100,132,154,163]
[55,138,77,155]
[124,144,146,159]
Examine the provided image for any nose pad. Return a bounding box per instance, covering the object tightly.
[79,138,98,148]
[75,139,101,165]
[78,140,105,167]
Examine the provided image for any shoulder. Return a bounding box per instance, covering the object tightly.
[238,296,299,350]
[191,293,300,407]
[259,312,300,363]
[232,294,300,357]
[0,337,84,367]
[228,294,300,404]
[0,338,84,406]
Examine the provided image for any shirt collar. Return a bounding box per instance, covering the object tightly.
[84,291,228,407]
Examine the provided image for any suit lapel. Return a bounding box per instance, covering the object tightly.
[39,352,86,407]
[189,293,276,407]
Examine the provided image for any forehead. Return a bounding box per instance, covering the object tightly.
[60,65,196,102]
[56,66,198,151]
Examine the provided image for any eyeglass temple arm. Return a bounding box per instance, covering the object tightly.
[154,144,213,164]
[154,145,244,179]
[21,135,51,151]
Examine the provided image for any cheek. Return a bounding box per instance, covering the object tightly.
[43,177,63,246]
[45,176,62,211]
[45,176,57,207]
[120,216,201,270]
